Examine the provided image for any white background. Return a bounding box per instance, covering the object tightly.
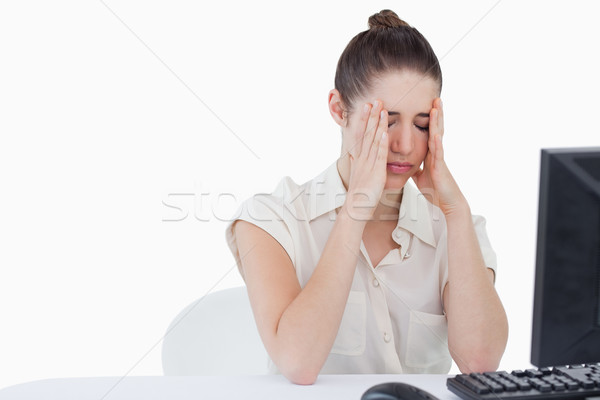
[1,0,599,390]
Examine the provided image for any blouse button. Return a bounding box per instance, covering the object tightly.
[372,278,380,287]
[383,332,391,343]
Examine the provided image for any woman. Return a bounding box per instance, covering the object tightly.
[226,9,508,385]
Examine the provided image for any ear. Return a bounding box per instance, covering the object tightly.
[328,89,348,128]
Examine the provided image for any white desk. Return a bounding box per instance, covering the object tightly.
[0,374,461,399]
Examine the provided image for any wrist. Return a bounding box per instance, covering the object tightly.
[442,195,471,220]
[338,202,371,227]
[341,193,378,223]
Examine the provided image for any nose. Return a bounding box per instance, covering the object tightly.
[388,122,414,156]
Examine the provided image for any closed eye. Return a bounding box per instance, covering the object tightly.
[415,124,429,133]
[388,121,429,133]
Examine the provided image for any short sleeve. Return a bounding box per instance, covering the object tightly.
[472,214,497,276]
[439,214,498,299]
[225,192,296,280]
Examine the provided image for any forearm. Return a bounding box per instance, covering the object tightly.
[273,205,366,383]
[444,199,508,373]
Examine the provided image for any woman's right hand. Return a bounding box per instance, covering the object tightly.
[344,99,389,221]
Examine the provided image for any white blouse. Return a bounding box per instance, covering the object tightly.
[225,161,497,374]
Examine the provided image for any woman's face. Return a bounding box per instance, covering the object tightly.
[341,70,440,190]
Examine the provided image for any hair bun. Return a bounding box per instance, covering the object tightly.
[368,9,409,29]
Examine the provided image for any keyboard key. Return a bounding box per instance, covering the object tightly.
[515,380,532,390]
[472,374,503,393]
[511,369,526,377]
[580,380,595,389]
[483,372,503,380]
[488,383,504,393]
[469,373,485,382]
[526,369,544,378]
[551,383,566,391]
[566,381,580,390]
[501,381,518,392]
[538,383,552,392]
[556,377,580,390]
[529,378,552,392]
[501,372,521,383]
[529,378,543,386]
[456,375,490,394]
[553,366,569,376]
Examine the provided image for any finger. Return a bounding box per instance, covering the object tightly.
[371,109,388,167]
[361,99,382,159]
[429,103,445,167]
[428,108,439,157]
[357,102,372,151]
[345,103,371,160]
[429,127,437,170]
[361,100,381,158]
[376,130,389,166]
[429,107,438,136]
[435,134,444,164]
[437,98,444,138]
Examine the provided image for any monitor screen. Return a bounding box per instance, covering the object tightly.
[531,147,600,367]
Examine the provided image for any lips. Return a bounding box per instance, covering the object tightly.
[386,162,413,174]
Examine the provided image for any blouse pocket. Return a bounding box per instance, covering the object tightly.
[330,291,367,356]
[405,310,452,373]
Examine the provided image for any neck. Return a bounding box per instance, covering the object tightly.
[336,155,403,222]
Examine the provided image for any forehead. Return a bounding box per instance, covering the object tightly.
[362,70,439,115]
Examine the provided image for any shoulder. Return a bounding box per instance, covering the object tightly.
[224,174,306,276]
[235,163,341,224]
[237,174,311,224]
[225,168,325,263]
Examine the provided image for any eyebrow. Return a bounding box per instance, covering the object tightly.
[387,111,430,118]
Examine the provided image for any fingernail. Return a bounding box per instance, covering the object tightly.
[373,100,380,109]
[380,110,386,118]
[363,103,369,114]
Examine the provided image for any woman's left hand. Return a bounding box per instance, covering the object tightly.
[412,98,467,216]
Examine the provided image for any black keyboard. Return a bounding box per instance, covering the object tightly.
[447,364,600,400]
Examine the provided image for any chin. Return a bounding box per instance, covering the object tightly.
[384,174,410,191]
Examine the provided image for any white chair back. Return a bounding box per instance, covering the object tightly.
[162,286,269,375]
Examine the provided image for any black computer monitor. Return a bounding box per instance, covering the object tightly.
[531,147,600,367]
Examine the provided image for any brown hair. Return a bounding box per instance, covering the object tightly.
[334,9,442,114]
